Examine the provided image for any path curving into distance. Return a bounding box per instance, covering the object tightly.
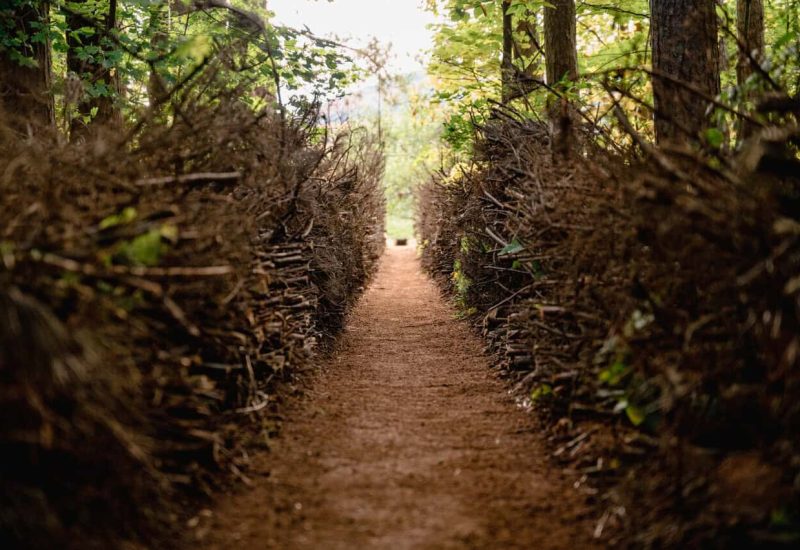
[200,246,597,549]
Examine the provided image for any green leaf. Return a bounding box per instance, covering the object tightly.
[531,384,553,401]
[625,404,646,427]
[99,207,137,229]
[175,35,212,65]
[117,229,165,267]
[705,127,724,149]
[599,361,629,386]
[160,224,179,242]
[500,239,524,256]
[775,31,796,49]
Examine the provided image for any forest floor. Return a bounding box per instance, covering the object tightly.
[197,246,597,549]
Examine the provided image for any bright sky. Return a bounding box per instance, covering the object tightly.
[269,0,436,75]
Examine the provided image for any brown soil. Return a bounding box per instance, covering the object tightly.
[198,246,597,549]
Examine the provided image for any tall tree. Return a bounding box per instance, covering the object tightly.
[543,0,577,154]
[501,0,514,103]
[146,2,168,108]
[543,0,577,91]
[66,0,120,139]
[736,0,764,139]
[649,0,720,144]
[0,1,54,135]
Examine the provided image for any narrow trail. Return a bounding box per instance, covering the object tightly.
[201,246,596,549]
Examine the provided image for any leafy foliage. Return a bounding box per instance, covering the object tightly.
[0,0,363,130]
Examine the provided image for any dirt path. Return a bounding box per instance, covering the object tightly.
[200,246,596,549]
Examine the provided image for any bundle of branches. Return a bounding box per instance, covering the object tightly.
[300,128,386,335]
[0,79,384,547]
[417,110,800,545]
[416,117,548,317]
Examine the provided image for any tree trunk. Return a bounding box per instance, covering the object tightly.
[66,0,120,140]
[0,1,54,135]
[501,0,514,104]
[736,0,764,140]
[543,0,577,155]
[650,0,720,145]
[543,0,577,91]
[147,3,169,108]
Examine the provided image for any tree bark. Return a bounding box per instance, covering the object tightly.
[147,3,169,108]
[501,1,514,104]
[543,0,577,155]
[66,0,120,140]
[736,0,764,140]
[650,0,720,145]
[0,1,54,135]
[543,0,577,91]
